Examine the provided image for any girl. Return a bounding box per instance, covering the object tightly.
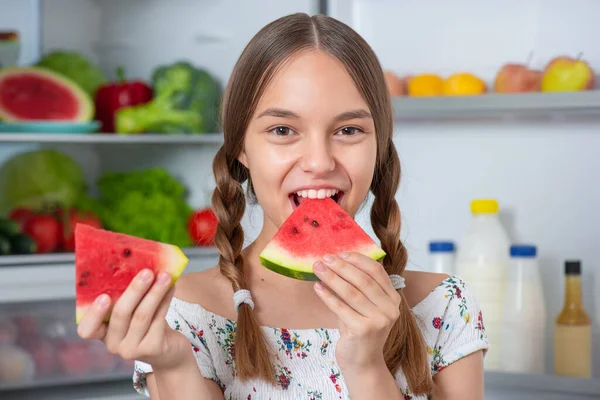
[77,13,488,400]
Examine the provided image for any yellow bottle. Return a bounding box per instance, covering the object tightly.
[554,260,592,378]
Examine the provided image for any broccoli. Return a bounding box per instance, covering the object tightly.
[115,61,222,134]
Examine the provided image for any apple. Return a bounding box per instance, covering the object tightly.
[384,70,409,96]
[494,63,541,93]
[541,55,595,92]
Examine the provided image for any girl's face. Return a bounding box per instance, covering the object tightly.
[239,50,378,231]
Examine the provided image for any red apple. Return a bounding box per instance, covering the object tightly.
[494,63,542,93]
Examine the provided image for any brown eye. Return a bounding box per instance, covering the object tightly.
[337,127,361,136]
[271,126,293,136]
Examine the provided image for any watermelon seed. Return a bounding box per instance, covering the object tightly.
[292,227,298,234]
[123,249,131,257]
[80,271,90,278]
[311,220,319,227]
[78,281,87,287]
[303,216,309,222]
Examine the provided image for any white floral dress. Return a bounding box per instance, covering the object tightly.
[133,275,488,399]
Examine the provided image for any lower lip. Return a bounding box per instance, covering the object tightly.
[289,192,344,210]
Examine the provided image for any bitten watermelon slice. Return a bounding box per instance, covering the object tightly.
[0,67,94,122]
[74,224,189,324]
[259,198,386,281]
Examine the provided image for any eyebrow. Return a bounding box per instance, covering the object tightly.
[257,108,372,121]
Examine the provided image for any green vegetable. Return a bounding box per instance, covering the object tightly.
[9,233,36,255]
[76,168,193,247]
[0,150,87,214]
[35,50,107,97]
[0,235,10,255]
[115,61,222,134]
[0,217,19,236]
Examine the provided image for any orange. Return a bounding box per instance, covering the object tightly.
[407,74,444,96]
[443,73,487,96]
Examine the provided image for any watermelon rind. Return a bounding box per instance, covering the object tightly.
[260,236,386,281]
[0,66,94,122]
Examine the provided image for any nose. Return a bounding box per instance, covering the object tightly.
[299,135,335,177]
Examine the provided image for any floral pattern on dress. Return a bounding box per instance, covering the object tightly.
[132,275,488,400]
[275,328,312,359]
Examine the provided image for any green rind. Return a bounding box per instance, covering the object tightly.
[0,67,94,122]
[260,243,387,282]
[260,255,319,281]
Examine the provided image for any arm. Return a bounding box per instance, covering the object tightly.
[146,367,225,400]
[340,360,404,400]
[431,351,485,400]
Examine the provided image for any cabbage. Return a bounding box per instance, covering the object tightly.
[0,149,87,214]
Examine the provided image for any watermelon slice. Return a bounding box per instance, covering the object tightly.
[259,197,386,281]
[0,67,94,122]
[74,224,189,324]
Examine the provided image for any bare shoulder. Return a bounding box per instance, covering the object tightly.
[173,266,235,318]
[402,270,450,308]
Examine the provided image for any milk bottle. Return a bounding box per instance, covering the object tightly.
[455,199,510,371]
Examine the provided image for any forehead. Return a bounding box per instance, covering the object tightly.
[255,50,369,117]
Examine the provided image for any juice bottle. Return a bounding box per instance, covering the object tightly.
[554,260,592,378]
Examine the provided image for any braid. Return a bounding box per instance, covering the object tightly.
[370,141,434,396]
[212,147,275,383]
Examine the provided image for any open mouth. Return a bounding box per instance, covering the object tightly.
[290,189,344,209]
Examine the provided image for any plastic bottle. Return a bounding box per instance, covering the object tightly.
[455,199,510,371]
[428,241,455,275]
[554,260,592,378]
[500,244,546,374]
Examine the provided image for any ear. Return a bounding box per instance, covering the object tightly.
[238,148,248,168]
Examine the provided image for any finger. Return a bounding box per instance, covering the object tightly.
[313,280,366,325]
[77,294,111,340]
[104,269,155,349]
[124,272,173,345]
[338,252,399,298]
[313,261,378,317]
[321,253,391,310]
[141,286,176,350]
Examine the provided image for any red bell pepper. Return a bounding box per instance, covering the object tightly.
[94,67,153,133]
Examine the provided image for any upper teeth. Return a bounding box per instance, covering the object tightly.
[296,189,339,199]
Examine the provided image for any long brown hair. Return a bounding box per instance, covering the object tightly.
[211,12,433,395]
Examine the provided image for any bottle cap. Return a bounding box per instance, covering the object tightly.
[510,244,537,258]
[429,241,455,253]
[471,199,499,214]
[565,260,581,275]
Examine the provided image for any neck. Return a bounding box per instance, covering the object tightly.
[563,274,583,309]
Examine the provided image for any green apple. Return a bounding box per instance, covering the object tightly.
[541,56,595,92]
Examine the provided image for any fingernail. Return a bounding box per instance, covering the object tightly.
[314,282,324,291]
[96,294,110,307]
[158,272,172,285]
[139,269,153,283]
[323,254,335,264]
[339,252,349,259]
[313,262,326,273]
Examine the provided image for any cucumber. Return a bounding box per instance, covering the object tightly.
[0,217,19,237]
[9,233,37,255]
[0,235,11,255]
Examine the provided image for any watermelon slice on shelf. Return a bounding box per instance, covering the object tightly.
[259,197,386,281]
[0,67,94,122]
[74,224,189,324]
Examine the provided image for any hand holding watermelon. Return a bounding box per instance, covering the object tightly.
[312,251,401,372]
[76,269,193,371]
[74,225,193,372]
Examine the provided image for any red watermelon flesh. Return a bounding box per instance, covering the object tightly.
[74,224,188,324]
[0,67,93,122]
[259,197,386,281]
